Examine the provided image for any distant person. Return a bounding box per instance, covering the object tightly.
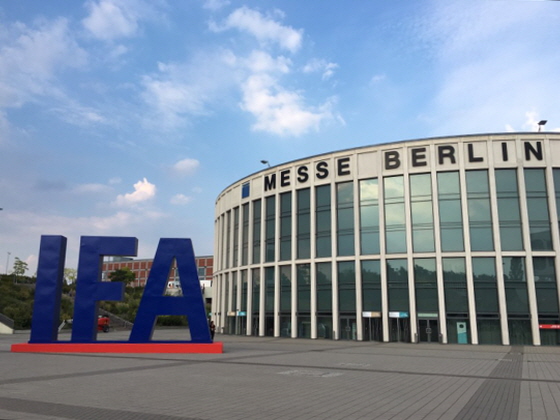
[209,320,216,340]
[98,315,110,333]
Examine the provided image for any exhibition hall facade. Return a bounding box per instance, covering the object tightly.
[212,133,560,345]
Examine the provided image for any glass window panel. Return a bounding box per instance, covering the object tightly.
[495,169,523,251]
[410,173,435,252]
[466,171,490,194]
[472,258,499,313]
[384,176,407,253]
[252,268,260,315]
[410,174,435,252]
[241,203,249,265]
[437,172,464,252]
[533,257,559,314]
[316,262,332,312]
[410,173,431,197]
[466,171,494,251]
[554,169,560,238]
[385,201,406,254]
[224,211,231,268]
[360,179,380,255]
[265,267,274,312]
[387,259,408,311]
[280,265,291,313]
[316,185,332,258]
[412,229,435,253]
[280,192,292,261]
[240,270,248,311]
[503,257,529,314]
[362,260,381,311]
[414,258,438,313]
[411,201,433,224]
[297,189,311,259]
[232,272,238,311]
[252,200,261,264]
[338,261,356,312]
[525,169,552,250]
[384,176,404,198]
[297,264,310,312]
[443,258,468,313]
[232,207,239,267]
[265,196,275,262]
[337,182,354,257]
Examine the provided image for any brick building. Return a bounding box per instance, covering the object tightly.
[101,255,213,302]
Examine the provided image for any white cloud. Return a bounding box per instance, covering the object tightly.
[240,73,337,136]
[0,18,87,108]
[83,0,139,41]
[302,59,338,80]
[142,75,207,128]
[210,6,303,53]
[115,178,156,206]
[244,50,291,74]
[0,208,166,273]
[172,158,200,176]
[170,194,192,205]
[140,53,238,130]
[415,2,560,136]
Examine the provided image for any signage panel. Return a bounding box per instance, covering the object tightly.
[389,311,409,318]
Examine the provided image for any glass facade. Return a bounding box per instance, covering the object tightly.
[297,189,311,259]
[337,182,354,256]
[410,174,435,252]
[316,185,332,258]
[384,176,406,254]
[359,179,380,255]
[214,134,560,346]
[525,169,553,251]
[437,172,464,251]
[495,169,523,251]
[280,193,292,261]
[466,170,494,251]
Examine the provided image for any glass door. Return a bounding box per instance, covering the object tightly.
[389,318,410,342]
[418,319,439,343]
[340,317,357,340]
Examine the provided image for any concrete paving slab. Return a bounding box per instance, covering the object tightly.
[1,330,559,419]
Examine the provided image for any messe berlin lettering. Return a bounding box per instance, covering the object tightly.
[263,141,543,191]
[29,235,211,344]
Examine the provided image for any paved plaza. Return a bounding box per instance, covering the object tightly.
[1,330,560,420]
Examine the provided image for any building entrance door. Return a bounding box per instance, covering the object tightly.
[227,316,235,335]
[389,318,410,342]
[340,317,357,340]
[363,317,383,341]
[418,319,439,343]
[251,315,259,336]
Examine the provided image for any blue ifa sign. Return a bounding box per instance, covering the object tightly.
[29,235,212,345]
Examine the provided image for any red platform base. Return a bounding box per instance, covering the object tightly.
[11,342,223,354]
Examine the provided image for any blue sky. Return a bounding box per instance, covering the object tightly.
[1,0,559,275]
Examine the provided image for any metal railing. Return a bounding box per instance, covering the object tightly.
[98,308,134,330]
[0,313,15,329]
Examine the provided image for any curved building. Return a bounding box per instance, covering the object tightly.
[212,133,560,345]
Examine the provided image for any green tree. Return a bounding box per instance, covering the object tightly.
[12,257,29,283]
[108,268,136,286]
[64,268,77,284]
